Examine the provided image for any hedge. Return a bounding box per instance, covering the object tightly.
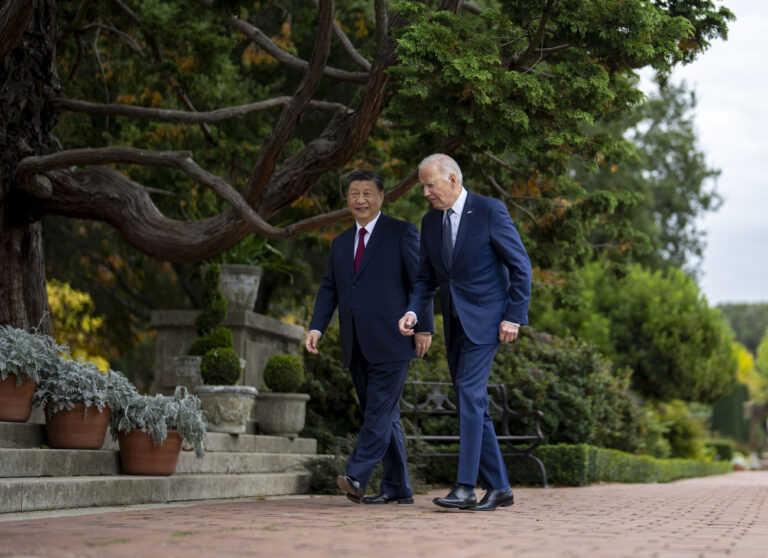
[422,443,732,487]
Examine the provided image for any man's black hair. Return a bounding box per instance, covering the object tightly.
[345,169,384,192]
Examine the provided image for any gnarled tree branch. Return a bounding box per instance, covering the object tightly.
[198,0,367,84]
[52,97,353,123]
[311,0,371,71]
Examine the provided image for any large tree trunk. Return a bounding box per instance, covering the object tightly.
[0,0,59,332]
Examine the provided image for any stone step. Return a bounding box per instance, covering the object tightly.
[202,432,317,454]
[0,449,119,477]
[1,448,317,478]
[176,451,314,474]
[0,472,311,514]
[0,421,316,454]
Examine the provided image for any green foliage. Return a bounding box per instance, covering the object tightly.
[711,382,750,442]
[110,386,207,458]
[506,444,731,486]
[187,327,233,357]
[0,324,67,385]
[652,400,708,459]
[34,357,138,418]
[718,303,768,354]
[490,330,644,452]
[302,324,361,451]
[263,354,305,393]
[195,264,226,336]
[705,439,736,461]
[189,263,240,385]
[200,348,242,386]
[573,82,721,273]
[535,263,737,403]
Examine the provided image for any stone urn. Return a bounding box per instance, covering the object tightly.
[255,392,310,437]
[218,264,264,311]
[193,385,258,434]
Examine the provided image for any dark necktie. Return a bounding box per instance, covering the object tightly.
[354,227,367,273]
[442,208,454,267]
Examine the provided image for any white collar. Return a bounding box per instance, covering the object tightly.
[445,188,468,219]
[356,211,381,235]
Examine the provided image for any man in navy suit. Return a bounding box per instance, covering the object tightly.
[306,170,433,505]
[398,154,531,511]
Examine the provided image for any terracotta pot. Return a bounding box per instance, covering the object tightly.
[45,402,111,449]
[0,374,37,422]
[118,429,182,476]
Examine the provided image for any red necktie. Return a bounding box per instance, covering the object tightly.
[354,228,367,273]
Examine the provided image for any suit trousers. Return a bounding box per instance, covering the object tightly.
[346,329,413,497]
[446,310,510,490]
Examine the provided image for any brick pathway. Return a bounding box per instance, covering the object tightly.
[1,471,767,558]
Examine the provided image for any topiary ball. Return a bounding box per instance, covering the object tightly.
[200,347,242,385]
[263,354,304,393]
[188,327,234,357]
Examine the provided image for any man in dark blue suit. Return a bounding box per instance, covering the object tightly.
[398,154,531,511]
[306,170,433,505]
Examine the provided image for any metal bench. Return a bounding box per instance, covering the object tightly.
[400,381,548,487]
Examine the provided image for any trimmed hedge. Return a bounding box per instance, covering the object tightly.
[422,443,731,486]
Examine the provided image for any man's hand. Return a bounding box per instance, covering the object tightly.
[398,313,416,336]
[414,332,432,357]
[305,331,321,354]
[498,321,519,344]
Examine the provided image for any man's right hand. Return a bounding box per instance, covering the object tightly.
[398,313,416,336]
[305,331,321,354]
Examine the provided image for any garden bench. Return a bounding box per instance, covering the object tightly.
[400,381,548,487]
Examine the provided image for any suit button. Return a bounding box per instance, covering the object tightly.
[351,285,357,290]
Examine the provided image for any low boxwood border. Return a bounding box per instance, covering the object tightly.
[422,443,731,486]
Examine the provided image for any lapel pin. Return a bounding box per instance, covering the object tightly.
[466,210,472,214]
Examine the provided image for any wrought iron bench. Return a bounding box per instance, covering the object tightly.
[400,381,548,487]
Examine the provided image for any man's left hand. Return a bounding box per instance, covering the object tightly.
[498,322,519,344]
[414,332,432,357]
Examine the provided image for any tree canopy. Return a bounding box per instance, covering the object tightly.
[0,0,734,331]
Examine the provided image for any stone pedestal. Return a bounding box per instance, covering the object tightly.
[151,310,305,395]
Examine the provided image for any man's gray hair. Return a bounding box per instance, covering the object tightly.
[418,153,463,185]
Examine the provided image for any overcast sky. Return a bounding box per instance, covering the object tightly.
[642,0,768,305]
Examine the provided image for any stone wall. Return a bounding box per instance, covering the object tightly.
[152,310,305,395]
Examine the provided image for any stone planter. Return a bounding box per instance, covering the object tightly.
[45,403,111,449]
[255,392,310,437]
[0,374,37,422]
[118,429,182,475]
[193,385,258,434]
[219,264,264,311]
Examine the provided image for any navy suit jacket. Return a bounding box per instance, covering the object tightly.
[310,214,434,367]
[408,191,531,345]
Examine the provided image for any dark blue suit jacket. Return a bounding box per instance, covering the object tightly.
[408,191,531,345]
[310,214,434,367]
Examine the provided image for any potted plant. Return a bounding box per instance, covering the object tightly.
[255,354,310,437]
[188,263,257,433]
[0,324,66,422]
[34,357,137,449]
[213,236,289,311]
[110,386,207,475]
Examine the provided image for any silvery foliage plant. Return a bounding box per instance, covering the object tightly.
[110,386,207,458]
[33,357,138,419]
[0,324,68,386]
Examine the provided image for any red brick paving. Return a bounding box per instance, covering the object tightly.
[1,471,767,557]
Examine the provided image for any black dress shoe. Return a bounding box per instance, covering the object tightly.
[337,474,364,504]
[433,485,476,509]
[363,491,414,505]
[472,487,515,511]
